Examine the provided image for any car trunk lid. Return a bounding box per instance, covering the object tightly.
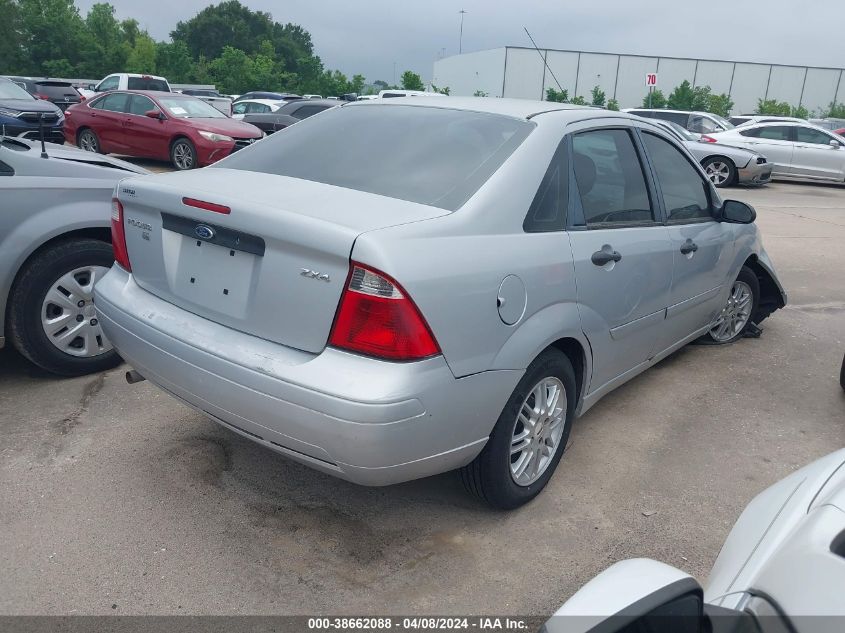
[117,168,448,353]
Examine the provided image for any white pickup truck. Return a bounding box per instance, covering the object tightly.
[77,73,171,99]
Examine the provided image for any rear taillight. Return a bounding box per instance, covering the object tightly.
[110,198,131,271]
[329,263,440,361]
[701,135,718,143]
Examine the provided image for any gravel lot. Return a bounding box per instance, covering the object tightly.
[1,180,843,616]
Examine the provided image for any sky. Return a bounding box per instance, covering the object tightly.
[75,0,845,84]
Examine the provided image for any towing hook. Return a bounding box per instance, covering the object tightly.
[125,369,146,384]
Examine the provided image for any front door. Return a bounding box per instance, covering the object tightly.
[567,126,673,392]
[122,94,170,160]
[639,131,737,353]
[737,125,795,176]
[791,125,845,180]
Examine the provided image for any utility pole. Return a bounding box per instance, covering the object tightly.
[459,9,467,54]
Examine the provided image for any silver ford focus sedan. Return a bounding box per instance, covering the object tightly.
[94,98,786,508]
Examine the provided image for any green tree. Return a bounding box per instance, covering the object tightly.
[400,70,424,91]
[18,0,91,75]
[590,85,606,107]
[0,0,26,74]
[208,46,252,93]
[828,102,845,118]
[350,74,366,95]
[606,98,619,111]
[667,80,695,110]
[473,89,488,97]
[569,95,588,105]
[707,93,734,118]
[125,32,157,73]
[431,83,450,95]
[156,41,193,83]
[642,89,666,108]
[756,98,791,116]
[84,3,125,74]
[545,87,569,103]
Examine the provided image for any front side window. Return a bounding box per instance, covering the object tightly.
[572,128,653,226]
[292,105,329,119]
[795,126,834,145]
[642,133,711,222]
[99,92,129,112]
[97,76,119,92]
[232,102,247,115]
[127,95,155,116]
[217,104,533,210]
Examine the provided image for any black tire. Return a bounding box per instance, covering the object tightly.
[7,239,121,377]
[839,353,844,391]
[702,156,737,188]
[170,137,197,170]
[77,128,101,153]
[460,349,577,510]
[706,265,760,344]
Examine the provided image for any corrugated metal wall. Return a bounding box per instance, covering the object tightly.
[432,47,845,114]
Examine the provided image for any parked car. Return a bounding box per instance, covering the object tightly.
[841,354,845,390]
[233,92,301,103]
[302,94,323,99]
[707,121,845,183]
[78,73,171,99]
[729,114,804,127]
[63,90,263,170]
[625,108,734,134]
[548,448,845,633]
[178,89,232,116]
[231,99,285,119]
[834,128,845,136]
[241,99,339,133]
[0,136,149,375]
[652,119,772,187]
[377,89,447,98]
[95,98,785,508]
[5,77,84,111]
[0,77,64,144]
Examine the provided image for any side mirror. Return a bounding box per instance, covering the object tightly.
[719,200,756,224]
[88,84,96,91]
[830,139,841,149]
[544,559,705,633]
[144,109,163,120]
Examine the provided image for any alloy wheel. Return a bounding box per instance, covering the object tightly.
[41,266,113,358]
[709,280,753,342]
[705,161,731,186]
[173,143,194,170]
[509,377,567,486]
[79,131,97,152]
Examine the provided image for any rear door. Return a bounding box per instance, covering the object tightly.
[639,131,736,353]
[791,125,845,180]
[122,94,170,160]
[92,92,130,152]
[567,124,673,391]
[735,125,795,175]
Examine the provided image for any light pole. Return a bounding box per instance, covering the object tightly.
[459,9,467,54]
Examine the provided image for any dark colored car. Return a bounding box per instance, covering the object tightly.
[7,77,83,111]
[241,99,339,134]
[181,89,223,98]
[234,91,302,103]
[0,77,64,143]
[63,90,263,170]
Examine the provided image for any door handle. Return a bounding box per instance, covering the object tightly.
[680,239,699,255]
[591,249,622,266]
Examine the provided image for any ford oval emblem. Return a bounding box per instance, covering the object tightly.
[194,224,215,240]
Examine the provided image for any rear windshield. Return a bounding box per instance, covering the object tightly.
[127,77,169,91]
[217,104,533,210]
[34,82,79,98]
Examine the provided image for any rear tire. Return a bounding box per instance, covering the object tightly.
[702,156,737,188]
[460,349,576,510]
[170,137,197,170]
[8,239,121,377]
[77,128,101,153]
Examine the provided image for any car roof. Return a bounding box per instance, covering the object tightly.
[236,98,283,106]
[627,108,717,116]
[346,96,598,120]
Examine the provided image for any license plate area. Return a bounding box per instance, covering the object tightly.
[160,214,262,319]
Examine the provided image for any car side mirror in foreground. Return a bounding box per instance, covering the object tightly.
[144,109,163,120]
[543,559,705,633]
[830,139,842,149]
[719,200,756,224]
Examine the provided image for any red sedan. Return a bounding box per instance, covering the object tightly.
[63,90,263,170]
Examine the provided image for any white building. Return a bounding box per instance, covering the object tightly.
[432,47,845,115]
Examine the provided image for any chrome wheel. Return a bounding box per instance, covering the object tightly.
[705,160,731,186]
[709,280,753,342]
[79,130,98,152]
[172,142,194,170]
[510,377,566,486]
[41,265,112,358]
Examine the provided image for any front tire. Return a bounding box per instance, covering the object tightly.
[702,156,737,188]
[8,239,121,376]
[707,266,759,344]
[460,349,576,509]
[171,137,197,170]
[77,128,101,153]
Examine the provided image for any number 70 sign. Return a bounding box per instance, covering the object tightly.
[645,73,658,87]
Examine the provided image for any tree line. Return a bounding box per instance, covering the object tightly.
[0,0,425,96]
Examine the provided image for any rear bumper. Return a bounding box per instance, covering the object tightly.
[738,161,772,184]
[95,267,520,485]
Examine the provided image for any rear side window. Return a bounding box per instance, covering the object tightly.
[740,126,792,141]
[523,141,568,232]
[217,104,533,211]
[0,160,13,176]
[642,133,711,222]
[127,77,169,91]
[689,115,718,134]
[99,93,129,112]
[572,129,653,226]
[292,105,329,119]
